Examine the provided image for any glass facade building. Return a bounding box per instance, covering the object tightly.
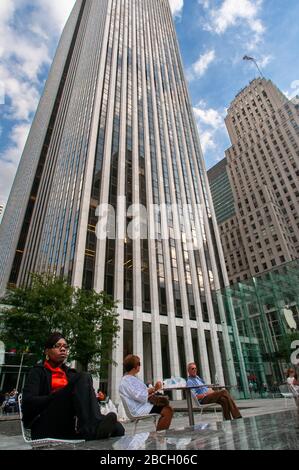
[208,158,235,225]
[218,260,299,397]
[0,0,240,399]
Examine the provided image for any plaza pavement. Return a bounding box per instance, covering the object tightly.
[0,397,297,450]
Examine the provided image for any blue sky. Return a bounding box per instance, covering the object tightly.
[0,0,299,219]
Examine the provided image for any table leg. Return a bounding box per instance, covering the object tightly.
[186,389,194,426]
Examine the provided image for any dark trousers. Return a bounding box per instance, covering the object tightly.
[31,373,124,440]
[200,389,241,420]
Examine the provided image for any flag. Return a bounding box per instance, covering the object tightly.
[243,55,255,61]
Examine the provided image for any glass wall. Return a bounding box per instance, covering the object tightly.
[217,260,299,398]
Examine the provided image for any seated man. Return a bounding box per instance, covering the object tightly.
[186,362,242,421]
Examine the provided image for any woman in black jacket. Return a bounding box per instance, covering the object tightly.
[22,332,125,440]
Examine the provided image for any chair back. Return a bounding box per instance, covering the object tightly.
[279,384,292,396]
[119,394,136,419]
[18,394,32,443]
[191,390,201,408]
[288,384,299,398]
[18,393,85,447]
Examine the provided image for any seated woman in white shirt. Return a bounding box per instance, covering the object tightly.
[119,355,173,431]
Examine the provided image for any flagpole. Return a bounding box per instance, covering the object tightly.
[252,59,264,78]
[243,56,265,79]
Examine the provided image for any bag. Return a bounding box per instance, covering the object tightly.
[100,399,117,416]
[163,377,186,389]
[149,394,170,407]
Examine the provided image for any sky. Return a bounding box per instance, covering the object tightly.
[0,0,299,220]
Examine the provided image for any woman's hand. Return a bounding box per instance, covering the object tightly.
[154,381,162,391]
[148,386,156,396]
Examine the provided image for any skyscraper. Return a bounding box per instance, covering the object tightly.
[211,78,299,284]
[0,0,238,398]
[207,158,235,225]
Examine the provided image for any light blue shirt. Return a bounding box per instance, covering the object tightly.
[119,375,153,416]
[186,375,209,399]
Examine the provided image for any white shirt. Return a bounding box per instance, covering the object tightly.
[119,374,153,416]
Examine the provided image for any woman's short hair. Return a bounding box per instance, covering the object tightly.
[123,355,140,372]
[44,332,65,349]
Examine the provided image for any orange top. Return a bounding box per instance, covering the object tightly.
[44,360,68,392]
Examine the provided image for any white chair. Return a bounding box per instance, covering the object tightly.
[191,391,220,418]
[288,384,299,407]
[119,394,159,434]
[18,394,85,448]
[278,385,294,408]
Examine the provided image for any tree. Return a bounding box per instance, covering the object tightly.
[69,288,120,373]
[0,274,119,373]
[0,274,73,357]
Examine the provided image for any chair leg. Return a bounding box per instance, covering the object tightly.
[133,420,138,435]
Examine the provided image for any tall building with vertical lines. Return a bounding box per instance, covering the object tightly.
[0,0,241,399]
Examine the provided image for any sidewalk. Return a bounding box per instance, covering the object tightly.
[0,398,296,450]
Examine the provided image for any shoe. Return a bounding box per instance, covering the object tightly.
[96,413,117,439]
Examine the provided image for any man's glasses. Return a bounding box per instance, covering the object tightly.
[52,343,69,350]
[191,367,197,370]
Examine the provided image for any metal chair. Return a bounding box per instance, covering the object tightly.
[191,391,220,418]
[287,384,299,407]
[278,385,294,408]
[119,394,159,434]
[18,394,85,448]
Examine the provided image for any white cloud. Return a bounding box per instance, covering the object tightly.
[188,50,216,80]
[41,0,76,32]
[200,130,217,152]
[201,0,265,51]
[169,0,184,17]
[209,0,264,34]
[258,55,272,68]
[284,80,299,101]
[198,0,210,9]
[0,123,30,203]
[193,106,224,128]
[0,1,75,206]
[0,0,15,23]
[193,103,227,154]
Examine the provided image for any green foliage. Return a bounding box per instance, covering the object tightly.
[69,289,120,373]
[0,274,119,373]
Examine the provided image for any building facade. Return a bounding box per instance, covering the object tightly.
[207,158,235,225]
[0,0,241,399]
[0,204,4,219]
[209,78,299,284]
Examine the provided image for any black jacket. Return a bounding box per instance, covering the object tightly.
[22,363,77,427]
